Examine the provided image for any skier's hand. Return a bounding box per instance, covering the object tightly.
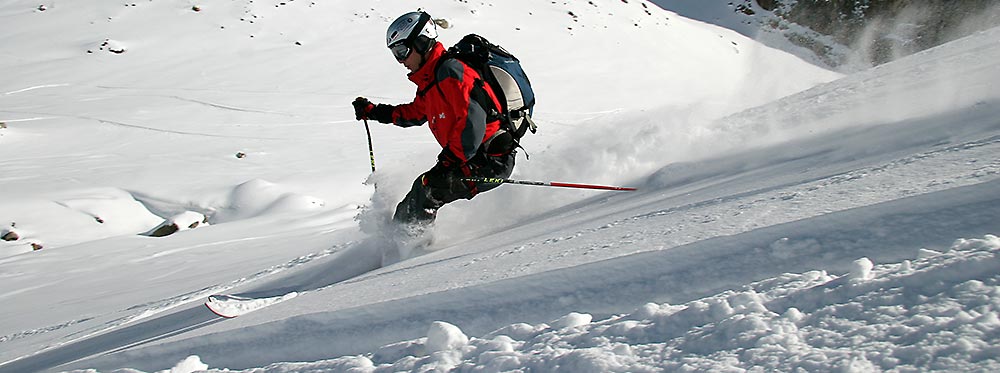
[436,149,463,169]
[352,97,374,121]
[423,162,464,193]
[354,97,394,124]
[422,165,454,190]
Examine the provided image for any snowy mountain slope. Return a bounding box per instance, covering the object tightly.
[0,0,839,369]
[648,0,1000,72]
[34,25,1000,372]
[65,180,1000,372]
[0,0,835,255]
[647,0,851,69]
[1,0,998,372]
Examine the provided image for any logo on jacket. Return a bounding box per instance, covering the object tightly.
[430,112,446,124]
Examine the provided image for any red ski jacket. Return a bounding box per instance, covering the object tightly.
[390,42,503,165]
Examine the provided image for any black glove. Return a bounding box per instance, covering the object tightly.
[422,150,466,191]
[353,97,395,124]
[422,162,456,190]
[352,97,374,121]
[436,149,463,169]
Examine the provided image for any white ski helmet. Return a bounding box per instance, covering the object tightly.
[386,11,437,61]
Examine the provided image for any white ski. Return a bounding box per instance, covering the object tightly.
[204,292,298,318]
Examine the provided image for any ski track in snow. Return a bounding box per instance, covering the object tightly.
[0,108,303,140]
[0,116,57,123]
[161,95,297,116]
[131,236,278,263]
[86,116,287,140]
[3,84,70,95]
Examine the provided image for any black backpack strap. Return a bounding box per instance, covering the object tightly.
[469,78,501,124]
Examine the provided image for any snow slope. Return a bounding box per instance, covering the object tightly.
[139,234,1000,372]
[1,0,998,372]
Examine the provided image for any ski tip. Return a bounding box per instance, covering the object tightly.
[205,301,238,318]
[205,294,246,318]
[204,292,298,319]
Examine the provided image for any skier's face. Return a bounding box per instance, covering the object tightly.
[401,48,422,73]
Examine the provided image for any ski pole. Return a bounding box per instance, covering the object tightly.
[363,119,376,173]
[463,177,637,191]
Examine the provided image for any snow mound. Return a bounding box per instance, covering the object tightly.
[171,235,999,372]
[165,355,208,373]
[426,321,470,353]
[0,188,164,258]
[210,179,326,223]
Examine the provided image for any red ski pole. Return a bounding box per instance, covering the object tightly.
[463,177,636,191]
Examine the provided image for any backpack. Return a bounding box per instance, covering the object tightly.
[445,34,537,142]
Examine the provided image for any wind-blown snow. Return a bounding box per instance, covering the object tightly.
[0,0,997,372]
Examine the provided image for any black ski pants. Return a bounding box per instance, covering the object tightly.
[393,151,515,225]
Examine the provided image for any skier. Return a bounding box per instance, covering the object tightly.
[352,11,516,231]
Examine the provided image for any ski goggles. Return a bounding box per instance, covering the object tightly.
[390,42,412,62]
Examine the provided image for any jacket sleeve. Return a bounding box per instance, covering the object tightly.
[390,97,428,128]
